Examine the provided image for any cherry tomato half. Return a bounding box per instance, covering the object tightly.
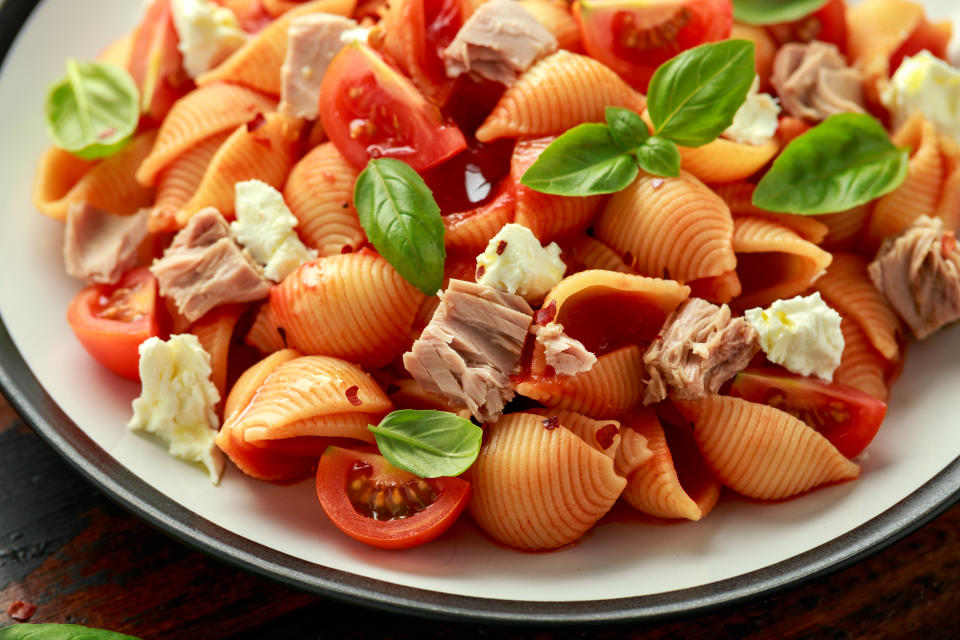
[319,42,467,172]
[574,0,733,92]
[66,267,161,381]
[316,446,471,549]
[729,369,887,459]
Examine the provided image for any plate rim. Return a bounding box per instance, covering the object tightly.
[2,0,959,625]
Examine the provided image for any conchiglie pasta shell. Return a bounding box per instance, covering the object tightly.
[514,344,645,418]
[178,113,303,225]
[678,395,860,500]
[196,0,357,95]
[935,136,960,232]
[475,50,646,142]
[814,252,901,361]
[215,421,319,482]
[224,348,301,422]
[594,171,735,283]
[190,304,243,403]
[835,315,891,401]
[731,215,832,311]
[268,250,425,368]
[443,188,515,255]
[467,412,626,550]
[679,136,779,184]
[559,235,635,274]
[385,378,473,418]
[518,0,581,51]
[283,142,365,256]
[529,408,624,461]
[136,83,277,186]
[818,205,871,251]
[150,131,230,232]
[713,182,828,243]
[31,147,97,219]
[687,270,742,305]
[245,302,287,355]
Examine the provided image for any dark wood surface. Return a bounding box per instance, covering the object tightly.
[1,392,958,640]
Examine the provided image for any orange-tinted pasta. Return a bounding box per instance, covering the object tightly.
[190,304,243,404]
[560,235,636,274]
[517,0,581,51]
[442,188,515,255]
[834,316,891,401]
[31,147,97,220]
[150,131,230,232]
[529,408,624,461]
[713,182,829,244]
[679,136,780,185]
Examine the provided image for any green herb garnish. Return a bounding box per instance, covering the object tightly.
[0,623,142,640]
[732,0,831,26]
[368,409,483,478]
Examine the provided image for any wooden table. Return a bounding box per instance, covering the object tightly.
[1,392,958,639]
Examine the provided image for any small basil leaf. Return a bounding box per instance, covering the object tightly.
[634,136,681,178]
[606,106,649,151]
[648,40,755,148]
[733,0,831,25]
[0,623,142,639]
[44,59,139,160]
[753,113,909,215]
[520,123,638,196]
[368,409,483,478]
[354,158,445,295]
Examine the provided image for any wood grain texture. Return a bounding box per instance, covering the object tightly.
[0,392,958,639]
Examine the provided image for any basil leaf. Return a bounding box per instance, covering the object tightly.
[753,113,909,215]
[733,0,831,25]
[647,40,755,147]
[520,123,638,196]
[634,136,681,178]
[606,106,649,151]
[369,409,482,478]
[0,623,142,640]
[44,59,139,160]
[354,158,446,295]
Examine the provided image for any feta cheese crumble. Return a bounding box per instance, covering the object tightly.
[171,0,248,78]
[475,223,565,302]
[745,292,844,381]
[882,50,960,143]
[128,334,224,484]
[231,180,317,282]
[723,76,781,146]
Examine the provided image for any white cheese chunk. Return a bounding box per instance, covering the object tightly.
[171,0,248,78]
[475,223,565,302]
[723,76,781,146]
[231,179,317,282]
[882,50,960,143]
[745,292,844,381]
[128,334,224,484]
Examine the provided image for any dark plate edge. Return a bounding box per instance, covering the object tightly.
[2,0,960,626]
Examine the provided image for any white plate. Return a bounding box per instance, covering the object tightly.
[1,0,959,623]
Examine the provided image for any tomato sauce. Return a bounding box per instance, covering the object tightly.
[556,288,669,355]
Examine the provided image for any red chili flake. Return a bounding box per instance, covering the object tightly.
[541,416,559,430]
[943,231,957,258]
[496,240,508,255]
[341,202,350,209]
[7,600,36,622]
[651,178,665,190]
[345,385,362,406]
[341,244,354,254]
[534,300,557,325]
[663,267,671,279]
[97,127,115,140]
[595,424,620,450]
[476,264,486,279]
[276,326,287,347]
[246,112,267,132]
[623,251,635,268]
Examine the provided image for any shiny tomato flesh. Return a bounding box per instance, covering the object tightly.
[65,267,162,382]
[888,18,951,75]
[574,0,733,91]
[729,369,887,459]
[767,0,847,53]
[316,446,471,549]
[319,42,467,172]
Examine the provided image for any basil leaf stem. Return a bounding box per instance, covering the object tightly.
[752,113,909,215]
[354,158,446,295]
[733,0,831,25]
[368,409,483,478]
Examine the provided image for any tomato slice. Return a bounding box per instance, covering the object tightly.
[66,267,162,382]
[129,0,191,124]
[316,446,471,549]
[319,42,467,172]
[728,369,887,459]
[574,0,733,92]
[767,0,847,53]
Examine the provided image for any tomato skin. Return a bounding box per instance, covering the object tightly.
[574,0,733,92]
[65,267,162,382]
[319,42,467,172]
[316,446,471,549]
[767,0,847,54]
[728,369,887,459]
[129,0,191,124]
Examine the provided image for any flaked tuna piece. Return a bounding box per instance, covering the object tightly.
[643,298,759,404]
[771,41,865,122]
[535,322,596,376]
[151,207,270,322]
[868,216,960,340]
[279,13,357,119]
[443,0,557,85]
[63,202,149,285]
[404,279,533,422]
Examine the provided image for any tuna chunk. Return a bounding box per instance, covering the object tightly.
[443,0,557,85]
[643,298,759,404]
[868,216,960,340]
[279,13,357,119]
[535,322,596,376]
[403,279,533,422]
[771,41,866,122]
[63,202,149,285]
[151,207,271,322]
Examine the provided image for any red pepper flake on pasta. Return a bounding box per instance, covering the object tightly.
[595,424,619,450]
[534,300,557,325]
[541,415,560,430]
[623,251,635,268]
[476,264,486,279]
[496,240,508,255]
[341,244,354,254]
[7,600,36,622]
[345,385,362,406]
[246,112,267,132]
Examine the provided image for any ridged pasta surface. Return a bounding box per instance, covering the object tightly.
[190,304,242,402]
[468,413,626,550]
[679,136,779,184]
[529,408,623,461]
[443,190,515,255]
[595,171,735,283]
[561,236,636,274]
[475,50,646,142]
[835,316,890,401]
[151,131,229,232]
[714,182,828,243]
[31,147,96,219]
[680,395,860,500]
